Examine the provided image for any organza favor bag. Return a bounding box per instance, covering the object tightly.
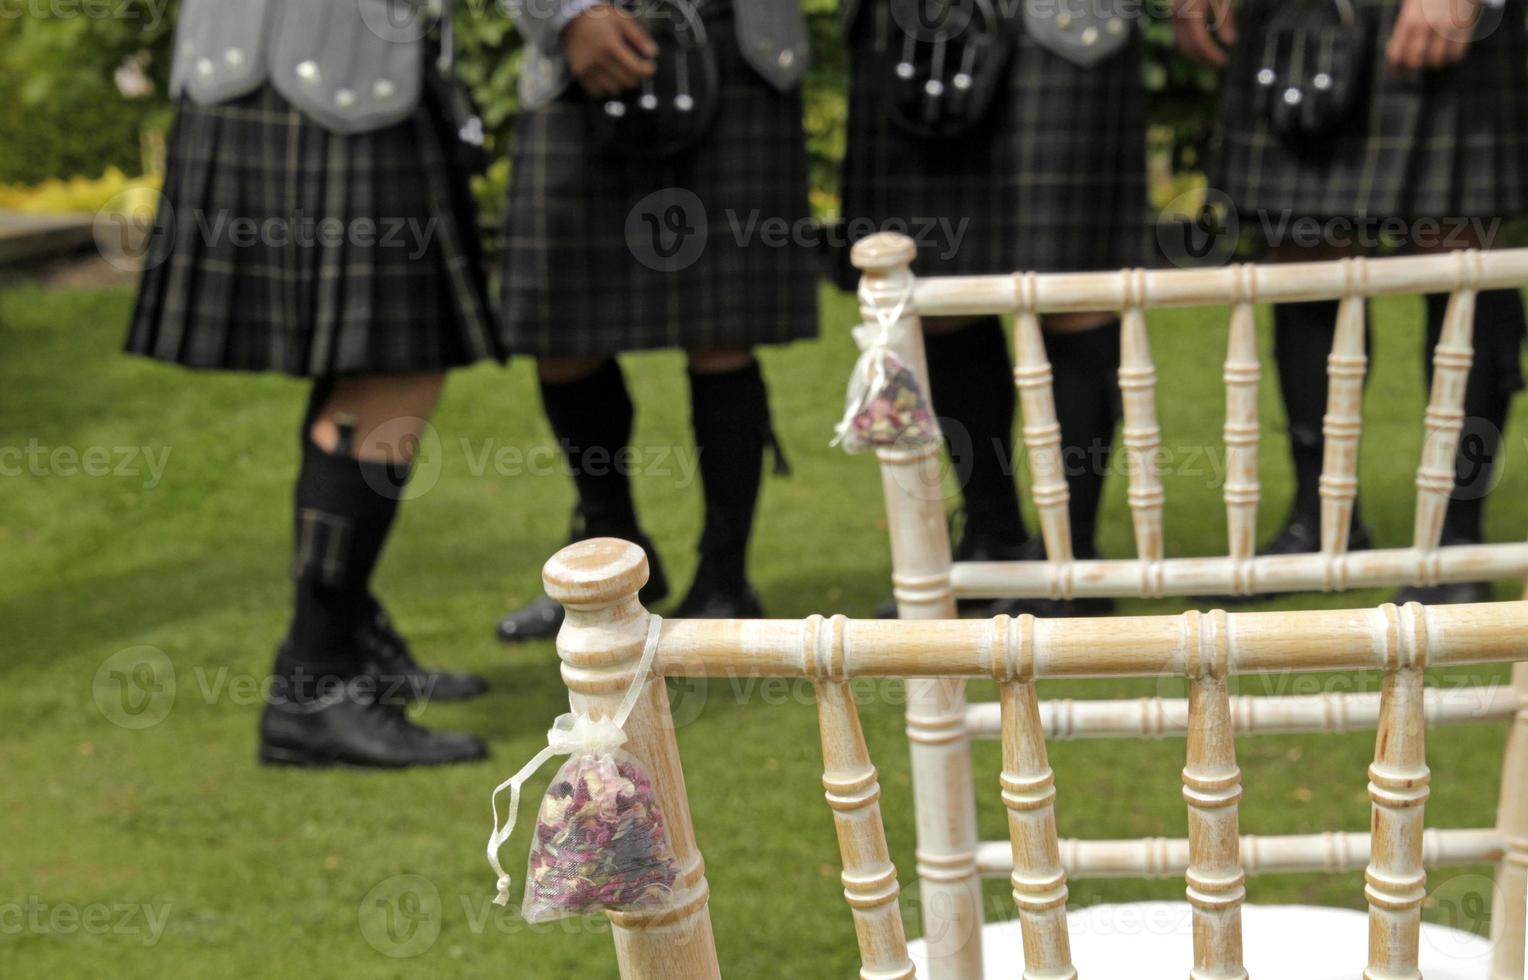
[488,618,681,922]
[833,281,940,454]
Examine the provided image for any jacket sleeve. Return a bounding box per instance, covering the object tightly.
[507,0,605,52]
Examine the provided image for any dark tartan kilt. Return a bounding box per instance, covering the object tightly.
[498,2,819,358]
[1214,0,1528,221]
[126,80,502,378]
[835,4,1150,288]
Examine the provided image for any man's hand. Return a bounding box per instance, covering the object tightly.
[1173,0,1237,67]
[1386,0,1479,71]
[563,5,659,98]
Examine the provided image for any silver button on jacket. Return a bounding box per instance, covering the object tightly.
[169,0,432,135]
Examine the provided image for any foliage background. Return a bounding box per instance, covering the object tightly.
[0,0,1219,204]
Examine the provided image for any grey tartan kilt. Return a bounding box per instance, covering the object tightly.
[497,4,819,358]
[835,4,1150,288]
[1213,0,1528,221]
[126,81,502,378]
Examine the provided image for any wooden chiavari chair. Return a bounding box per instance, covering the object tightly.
[534,537,1528,978]
[841,233,1528,977]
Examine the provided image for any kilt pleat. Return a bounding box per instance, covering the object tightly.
[498,0,819,358]
[836,2,1150,284]
[127,79,502,378]
[1213,0,1528,221]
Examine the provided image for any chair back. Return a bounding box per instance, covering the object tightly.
[845,234,1528,976]
[537,538,1528,980]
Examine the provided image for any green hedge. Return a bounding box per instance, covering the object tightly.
[0,73,157,186]
[0,8,173,185]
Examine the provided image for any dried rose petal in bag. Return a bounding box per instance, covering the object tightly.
[835,347,940,453]
[486,617,681,921]
[520,749,680,922]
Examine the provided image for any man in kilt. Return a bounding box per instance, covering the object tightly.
[127,0,495,767]
[496,0,817,640]
[1179,0,1528,601]
[837,0,1148,615]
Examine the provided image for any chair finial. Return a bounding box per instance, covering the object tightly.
[543,537,650,608]
[851,231,917,273]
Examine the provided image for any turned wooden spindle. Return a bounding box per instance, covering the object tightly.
[1317,258,1370,591]
[543,539,720,980]
[962,685,1517,741]
[647,602,1528,679]
[904,248,1528,320]
[852,232,985,979]
[1014,270,1076,586]
[810,617,916,980]
[1490,658,1528,980]
[1413,251,1481,573]
[996,615,1076,980]
[948,542,1528,600]
[1365,603,1431,980]
[978,827,1502,881]
[1119,269,1166,595]
[1181,610,1248,980]
[1222,264,1261,595]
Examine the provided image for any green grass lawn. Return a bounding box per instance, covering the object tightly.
[1,275,1524,978]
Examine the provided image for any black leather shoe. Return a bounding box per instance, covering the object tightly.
[359,600,488,702]
[671,580,765,618]
[258,687,487,769]
[990,594,1117,618]
[885,590,1118,619]
[1393,580,1494,605]
[499,537,670,643]
[1196,515,1375,605]
[497,594,565,643]
[1261,515,1372,556]
[982,538,1115,617]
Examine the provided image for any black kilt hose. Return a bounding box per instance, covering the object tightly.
[836,2,1149,285]
[1214,0,1528,221]
[498,0,819,358]
[127,79,502,378]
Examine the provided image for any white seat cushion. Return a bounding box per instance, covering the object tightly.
[906,902,1495,979]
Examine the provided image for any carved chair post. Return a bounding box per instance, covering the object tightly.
[810,629,917,980]
[995,611,1077,980]
[1182,610,1248,980]
[1413,251,1481,560]
[1317,259,1370,578]
[1119,270,1166,586]
[1491,660,1528,979]
[1013,270,1075,572]
[1221,264,1262,594]
[851,231,984,978]
[543,539,720,980]
[1364,603,1431,980]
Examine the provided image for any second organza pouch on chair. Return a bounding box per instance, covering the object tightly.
[834,343,940,453]
[833,275,941,454]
